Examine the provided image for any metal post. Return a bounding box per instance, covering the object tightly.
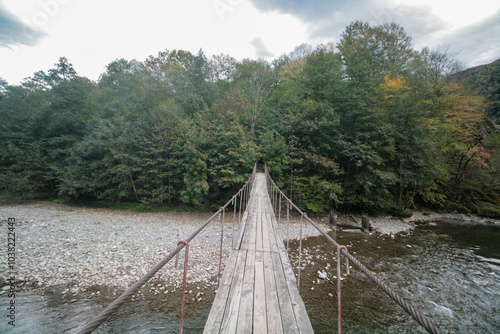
[346,255,350,276]
[297,213,305,288]
[286,199,290,251]
[238,190,243,223]
[232,196,236,248]
[218,207,225,285]
[278,193,282,224]
[274,183,278,215]
[243,184,247,212]
[272,184,274,211]
[246,183,249,208]
[337,245,348,334]
[177,240,190,334]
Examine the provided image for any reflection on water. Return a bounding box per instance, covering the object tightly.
[1,220,499,333]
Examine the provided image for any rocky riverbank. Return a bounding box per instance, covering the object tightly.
[2,202,497,297]
[0,202,325,295]
[326,211,499,235]
[403,211,500,226]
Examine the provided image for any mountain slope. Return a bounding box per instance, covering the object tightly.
[448,58,500,121]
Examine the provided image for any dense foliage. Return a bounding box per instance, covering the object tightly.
[448,58,500,122]
[1,21,499,216]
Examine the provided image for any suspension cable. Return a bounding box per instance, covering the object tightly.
[265,167,442,334]
[77,166,256,334]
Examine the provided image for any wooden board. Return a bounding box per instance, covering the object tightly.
[203,250,239,333]
[220,251,248,333]
[236,250,255,334]
[263,251,284,334]
[203,173,313,334]
[253,252,267,332]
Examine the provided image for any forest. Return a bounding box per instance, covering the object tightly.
[1,21,499,217]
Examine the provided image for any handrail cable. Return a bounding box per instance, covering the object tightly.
[77,165,257,334]
[264,165,442,334]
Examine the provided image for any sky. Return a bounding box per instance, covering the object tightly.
[0,0,499,85]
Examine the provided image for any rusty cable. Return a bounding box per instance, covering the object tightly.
[177,240,190,334]
[77,171,256,334]
[266,172,442,334]
[337,245,348,334]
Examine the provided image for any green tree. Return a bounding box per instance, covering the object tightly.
[381,74,446,210]
[259,131,288,186]
[234,59,276,137]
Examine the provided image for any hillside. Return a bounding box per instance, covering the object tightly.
[448,58,500,121]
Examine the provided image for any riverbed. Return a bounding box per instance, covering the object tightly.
[1,204,499,333]
[289,220,500,333]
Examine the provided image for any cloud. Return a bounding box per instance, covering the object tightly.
[249,0,351,21]
[251,37,274,58]
[253,0,446,43]
[0,3,44,48]
[369,3,447,37]
[248,0,498,67]
[445,9,500,66]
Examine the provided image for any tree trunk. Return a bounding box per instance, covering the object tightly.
[329,210,337,227]
[128,171,139,202]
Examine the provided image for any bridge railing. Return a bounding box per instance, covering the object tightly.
[264,164,441,334]
[77,164,257,334]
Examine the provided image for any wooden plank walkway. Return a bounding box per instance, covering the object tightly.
[204,173,314,333]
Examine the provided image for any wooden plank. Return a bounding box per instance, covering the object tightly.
[262,189,282,253]
[255,194,263,252]
[268,211,287,253]
[246,204,258,252]
[253,252,267,333]
[239,210,254,251]
[235,210,249,250]
[204,173,313,334]
[261,208,271,253]
[220,250,248,333]
[203,251,239,333]
[263,250,283,334]
[266,212,279,254]
[278,250,314,333]
[271,251,298,333]
[241,193,258,249]
[236,250,256,334]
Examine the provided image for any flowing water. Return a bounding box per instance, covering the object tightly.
[292,220,500,333]
[1,220,499,333]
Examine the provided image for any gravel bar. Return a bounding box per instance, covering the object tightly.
[0,202,326,293]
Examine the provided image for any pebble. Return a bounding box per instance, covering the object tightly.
[0,203,324,292]
[0,203,419,294]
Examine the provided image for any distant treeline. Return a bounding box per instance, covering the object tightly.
[1,21,499,216]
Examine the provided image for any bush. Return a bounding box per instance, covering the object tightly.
[476,202,500,218]
[443,201,471,214]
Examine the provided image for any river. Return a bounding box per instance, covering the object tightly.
[1,219,499,333]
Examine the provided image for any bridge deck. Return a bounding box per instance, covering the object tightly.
[204,173,314,333]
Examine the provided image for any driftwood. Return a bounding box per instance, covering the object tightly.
[329,210,337,227]
[346,215,373,232]
[349,215,360,225]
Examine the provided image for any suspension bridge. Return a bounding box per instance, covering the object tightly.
[77,165,441,334]
[203,172,313,333]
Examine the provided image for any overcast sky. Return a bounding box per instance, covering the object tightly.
[1,0,499,84]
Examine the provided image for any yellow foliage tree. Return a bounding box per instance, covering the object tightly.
[437,83,489,184]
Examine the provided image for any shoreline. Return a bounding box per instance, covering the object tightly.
[0,202,324,294]
[1,202,498,296]
[318,210,500,236]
